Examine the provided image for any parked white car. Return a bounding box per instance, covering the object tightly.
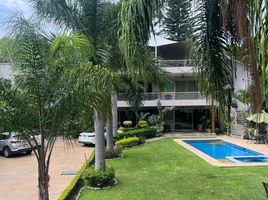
[0,132,32,158]
[32,134,41,147]
[79,128,113,145]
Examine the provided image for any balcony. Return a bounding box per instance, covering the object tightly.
[159,59,193,67]
[158,59,194,75]
[117,92,210,108]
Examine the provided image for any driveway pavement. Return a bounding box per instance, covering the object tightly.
[0,139,93,200]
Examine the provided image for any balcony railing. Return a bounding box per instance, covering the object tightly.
[118,92,203,101]
[159,59,193,67]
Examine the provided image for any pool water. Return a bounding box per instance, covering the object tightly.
[184,140,262,161]
[227,156,268,163]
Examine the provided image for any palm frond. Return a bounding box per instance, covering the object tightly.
[190,0,233,110]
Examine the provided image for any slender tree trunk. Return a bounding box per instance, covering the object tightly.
[211,97,215,133]
[111,92,118,135]
[94,110,106,171]
[38,150,49,200]
[38,122,49,200]
[106,116,114,151]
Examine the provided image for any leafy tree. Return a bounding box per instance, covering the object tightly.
[163,0,190,41]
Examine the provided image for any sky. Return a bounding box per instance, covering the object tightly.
[0,0,33,38]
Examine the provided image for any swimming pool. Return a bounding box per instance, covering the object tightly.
[184,139,268,163]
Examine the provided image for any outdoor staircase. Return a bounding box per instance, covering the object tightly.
[231,110,247,138]
[236,111,248,126]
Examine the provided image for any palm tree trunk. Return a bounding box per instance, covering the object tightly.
[211,97,215,133]
[38,150,49,200]
[106,116,114,151]
[111,92,118,135]
[38,124,49,200]
[94,109,106,171]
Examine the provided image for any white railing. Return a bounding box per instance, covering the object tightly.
[160,92,202,100]
[158,59,193,67]
[118,92,202,101]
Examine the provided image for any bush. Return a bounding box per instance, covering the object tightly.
[115,137,140,148]
[147,114,160,126]
[113,128,157,141]
[105,147,123,159]
[137,120,149,128]
[123,120,132,127]
[82,167,115,188]
[118,126,135,133]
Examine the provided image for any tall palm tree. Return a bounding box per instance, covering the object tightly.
[2,15,118,199]
[30,0,166,168]
[251,0,268,104]
[189,0,233,133]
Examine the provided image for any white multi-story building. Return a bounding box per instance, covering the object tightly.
[117,37,249,131]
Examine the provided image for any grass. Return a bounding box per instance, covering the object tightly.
[79,139,268,200]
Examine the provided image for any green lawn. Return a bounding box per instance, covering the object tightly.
[79,139,268,200]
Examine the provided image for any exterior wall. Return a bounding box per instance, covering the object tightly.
[0,63,12,80]
[233,62,251,111]
[233,62,250,92]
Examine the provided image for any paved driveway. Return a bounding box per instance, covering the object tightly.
[0,139,93,200]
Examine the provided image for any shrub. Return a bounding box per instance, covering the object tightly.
[118,126,125,132]
[123,120,132,127]
[137,120,149,128]
[105,147,123,159]
[115,137,140,148]
[147,114,160,126]
[82,167,115,188]
[113,128,157,141]
[118,126,135,133]
[138,136,146,144]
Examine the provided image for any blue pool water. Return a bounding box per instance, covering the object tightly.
[185,140,261,160]
[228,156,268,163]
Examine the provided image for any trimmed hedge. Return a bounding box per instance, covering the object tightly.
[137,120,149,128]
[115,137,140,148]
[114,128,157,141]
[82,167,115,188]
[57,150,95,200]
[118,126,135,133]
[105,147,123,159]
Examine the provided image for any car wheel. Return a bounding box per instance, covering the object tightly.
[3,147,12,158]
[26,150,32,154]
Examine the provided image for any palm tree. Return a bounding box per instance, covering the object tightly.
[30,0,166,167]
[2,17,73,200]
[1,15,118,199]
[251,0,268,104]
[189,0,234,133]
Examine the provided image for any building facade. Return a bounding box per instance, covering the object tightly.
[117,39,249,132]
[117,40,212,132]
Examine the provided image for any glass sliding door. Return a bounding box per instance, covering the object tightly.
[175,109,193,130]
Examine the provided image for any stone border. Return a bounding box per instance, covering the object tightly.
[175,138,268,167]
[75,179,118,200]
